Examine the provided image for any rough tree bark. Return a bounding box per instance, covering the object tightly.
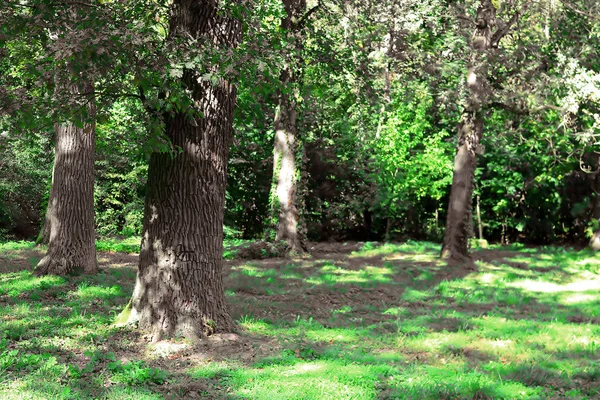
[34,78,97,276]
[270,0,307,253]
[441,1,496,263]
[124,0,241,341]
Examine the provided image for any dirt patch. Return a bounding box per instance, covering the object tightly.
[0,249,44,273]
[97,252,138,271]
[307,241,365,260]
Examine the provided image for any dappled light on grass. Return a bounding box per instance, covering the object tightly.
[2,240,600,398]
[0,271,65,298]
[240,316,361,343]
[306,264,394,286]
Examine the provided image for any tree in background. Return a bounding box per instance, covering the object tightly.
[35,73,98,276]
[0,2,100,275]
[269,0,320,252]
[441,0,526,263]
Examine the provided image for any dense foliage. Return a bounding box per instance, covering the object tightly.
[1,0,599,246]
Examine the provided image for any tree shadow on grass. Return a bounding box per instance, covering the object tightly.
[2,242,600,398]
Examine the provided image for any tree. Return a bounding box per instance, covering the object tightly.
[441,0,521,263]
[124,0,242,341]
[28,3,100,276]
[35,76,98,276]
[269,0,314,252]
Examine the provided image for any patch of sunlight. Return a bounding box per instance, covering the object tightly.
[332,305,352,314]
[510,322,600,355]
[0,303,32,318]
[351,241,439,258]
[383,307,407,316]
[387,365,542,399]
[231,360,386,400]
[189,361,237,379]
[572,335,592,346]
[0,271,65,297]
[474,316,544,341]
[404,331,471,353]
[478,272,502,284]
[489,339,513,348]
[422,336,447,351]
[465,338,516,357]
[306,265,393,286]
[576,257,600,265]
[383,253,437,263]
[561,292,600,305]
[505,256,534,263]
[280,271,303,280]
[150,340,191,358]
[238,316,272,334]
[0,241,36,252]
[283,362,323,376]
[401,288,431,302]
[508,277,600,293]
[233,264,277,278]
[303,327,359,343]
[74,284,122,300]
[239,316,360,343]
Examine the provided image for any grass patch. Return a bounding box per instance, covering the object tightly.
[1,239,600,398]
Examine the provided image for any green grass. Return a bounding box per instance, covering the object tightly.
[1,240,600,398]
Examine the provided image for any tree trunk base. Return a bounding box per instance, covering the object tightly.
[35,252,97,276]
[126,291,236,343]
[440,249,476,270]
[590,231,600,251]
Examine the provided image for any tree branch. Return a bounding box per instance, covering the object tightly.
[563,2,600,21]
[491,2,530,47]
[296,1,322,29]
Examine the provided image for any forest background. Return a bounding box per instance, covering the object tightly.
[1,0,600,249]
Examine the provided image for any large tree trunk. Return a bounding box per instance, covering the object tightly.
[35,80,97,276]
[441,0,496,263]
[270,0,307,253]
[125,0,240,341]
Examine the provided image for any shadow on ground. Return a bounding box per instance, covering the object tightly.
[1,241,599,398]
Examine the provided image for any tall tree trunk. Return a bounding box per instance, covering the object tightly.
[270,0,307,253]
[590,156,600,250]
[476,194,483,240]
[35,79,97,276]
[441,1,496,263]
[126,0,240,341]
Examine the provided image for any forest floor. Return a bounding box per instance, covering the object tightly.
[1,240,600,399]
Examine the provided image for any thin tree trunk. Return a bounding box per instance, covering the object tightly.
[590,156,600,250]
[441,115,482,261]
[35,80,97,276]
[385,217,392,242]
[270,0,307,253]
[441,0,496,263]
[476,194,483,240]
[126,0,240,341]
[36,161,56,246]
